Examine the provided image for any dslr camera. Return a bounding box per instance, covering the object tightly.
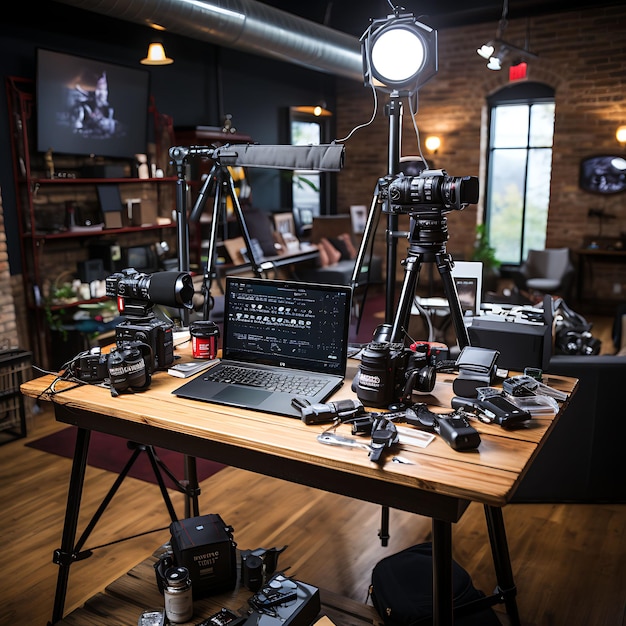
[352,324,437,408]
[379,169,479,214]
[72,341,153,396]
[106,268,194,371]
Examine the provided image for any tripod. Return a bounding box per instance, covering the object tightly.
[55,440,198,566]
[170,147,273,320]
[386,212,470,350]
[351,93,469,350]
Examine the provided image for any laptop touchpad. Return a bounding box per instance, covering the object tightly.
[213,386,271,407]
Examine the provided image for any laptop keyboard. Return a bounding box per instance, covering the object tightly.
[205,364,327,397]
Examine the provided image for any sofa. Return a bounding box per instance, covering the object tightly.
[294,215,383,286]
[511,353,626,503]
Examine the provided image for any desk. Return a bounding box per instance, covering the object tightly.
[21,353,577,626]
[214,246,320,291]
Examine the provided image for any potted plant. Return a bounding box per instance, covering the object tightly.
[471,224,501,294]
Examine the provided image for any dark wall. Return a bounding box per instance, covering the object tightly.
[0,1,337,274]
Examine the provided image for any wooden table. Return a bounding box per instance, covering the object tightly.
[21,351,577,626]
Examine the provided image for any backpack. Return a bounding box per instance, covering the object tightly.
[369,543,501,626]
[553,299,601,356]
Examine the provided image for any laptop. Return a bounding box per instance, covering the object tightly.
[173,276,352,417]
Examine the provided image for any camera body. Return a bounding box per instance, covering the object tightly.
[72,341,152,395]
[75,350,109,382]
[115,316,174,371]
[105,268,191,371]
[352,324,436,408]
[379,169,479,214]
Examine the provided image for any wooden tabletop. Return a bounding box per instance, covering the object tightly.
[21,348,578,513]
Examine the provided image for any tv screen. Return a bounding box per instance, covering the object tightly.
[36,48,150,160]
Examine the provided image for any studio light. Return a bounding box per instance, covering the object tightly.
[361,9,438,96]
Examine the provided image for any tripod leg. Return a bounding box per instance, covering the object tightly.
[390,254,424,342]
[378,505,390,546]
[144,445,180,523]
[226,171,267,277]
[149,448,201,518]
[72,447,144,557]
[51,426,90,625]
[484,505,521,626]
[436,253,470,350]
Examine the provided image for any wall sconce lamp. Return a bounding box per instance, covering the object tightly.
[425,135,441,153]
[141,42,173,65]
[292,105,333,117]
[616,125,626,145]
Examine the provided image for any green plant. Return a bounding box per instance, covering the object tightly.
[43,283,78,342]
[471,224,501,270]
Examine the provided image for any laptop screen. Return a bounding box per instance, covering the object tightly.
[223,276,352,375]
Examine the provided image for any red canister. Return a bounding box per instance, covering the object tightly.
[190,321,220,359]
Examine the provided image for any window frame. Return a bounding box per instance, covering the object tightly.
[485,82,555,267]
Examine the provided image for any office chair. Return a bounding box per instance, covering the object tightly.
[512,248,576,300]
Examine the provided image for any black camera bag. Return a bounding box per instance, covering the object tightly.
[369,543,500,626]
[170,513,237,599]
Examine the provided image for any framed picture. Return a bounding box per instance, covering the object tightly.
[273,212,296,236]
[350,205,368,234]
[579,155,626,194]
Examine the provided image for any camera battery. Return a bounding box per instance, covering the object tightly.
[170,514,237,599]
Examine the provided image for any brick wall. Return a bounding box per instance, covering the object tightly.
[0,188,20,350]
[335,5,626,298]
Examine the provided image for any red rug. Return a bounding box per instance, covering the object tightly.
[26,427,225,487]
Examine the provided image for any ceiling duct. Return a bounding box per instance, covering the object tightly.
[54,0,363,82]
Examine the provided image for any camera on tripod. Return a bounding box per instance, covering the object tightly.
[352,324,437,408]
[380,169,479,213]
[106,268,195,371]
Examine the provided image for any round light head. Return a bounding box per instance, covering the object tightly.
[362,14,438,95]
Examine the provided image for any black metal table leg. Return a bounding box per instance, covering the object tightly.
[50,426,90,625]
[432,517,454,626]
[484,505,521,626]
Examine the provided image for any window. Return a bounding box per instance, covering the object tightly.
[485,83,555,266]
[291,117,322,214]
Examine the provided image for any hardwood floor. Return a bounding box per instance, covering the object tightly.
[2,315,624,626]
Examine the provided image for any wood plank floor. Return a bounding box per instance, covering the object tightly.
[2,315,624,626]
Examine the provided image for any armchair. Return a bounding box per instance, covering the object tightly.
[512,248,575,300]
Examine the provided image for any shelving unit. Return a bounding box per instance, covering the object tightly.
[0,349,32,444]
[6,76,179,369]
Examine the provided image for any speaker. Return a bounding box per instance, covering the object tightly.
[468,319,551,372]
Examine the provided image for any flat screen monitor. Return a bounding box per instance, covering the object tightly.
[36,48,150,160]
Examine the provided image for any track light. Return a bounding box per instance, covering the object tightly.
[477,43,495,59]
[361,7,438,96]
[476,0,537,71]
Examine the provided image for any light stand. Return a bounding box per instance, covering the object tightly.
[353,8,473,572]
